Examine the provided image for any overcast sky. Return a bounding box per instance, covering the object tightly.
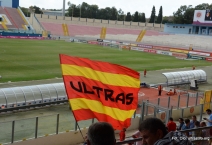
[20,0,212,17]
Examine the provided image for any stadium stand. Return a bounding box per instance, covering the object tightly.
[0,6,27,30]
[39,21,171,42]
[4,7,26,29]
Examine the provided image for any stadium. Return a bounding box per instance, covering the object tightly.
[0,0,212,145]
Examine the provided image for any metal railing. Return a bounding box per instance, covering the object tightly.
[116,126,212,144]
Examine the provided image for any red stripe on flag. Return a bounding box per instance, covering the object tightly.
[64,76,139,110]
[60,54,139,79]
[74,109,132,130]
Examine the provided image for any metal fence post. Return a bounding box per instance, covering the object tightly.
[181,109,184,118]
[157,98,160,106]
[56,114,59,134]
[157,98,160,112]
[75,121,77,131]
[170,106,173,117]
[199,104,204,122]
[11,121,15,143]
[177,95,180,109]
[195,92,198,106]
[35,117,38,138]
[186,94,189,107]
[92,118,94,124]
[141,101,145,121]
[145,100,149,116]
[168,97,170,108]
[133,111,136,118]
[153,107,156,117]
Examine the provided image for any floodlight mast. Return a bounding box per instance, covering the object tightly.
[62,0,66,17]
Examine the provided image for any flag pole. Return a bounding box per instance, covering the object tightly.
[76,121,87,143]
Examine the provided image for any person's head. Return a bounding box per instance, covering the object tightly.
[206,109,211,115]
[192,115,197,122]
[169,117,173,121]
[87,122,116,145]
[179,118,184,123]
[138,118,168,145]
[195,121,200,127]
[200,121,207,127]
[185,119,190,125]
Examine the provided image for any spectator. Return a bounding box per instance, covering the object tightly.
[192,121,201,145]
[144,69,147,77]
[190,115,197,136]
[204,109,212,136]
[177,118,184,130]
[166,117,176,132]
[119,128,126,141]
[158,85,162,96]
[200,122,210,145]
[87,122,116,145]
[190,115,197,128]
[182,118,190,137]
[132,130,142,145]
[139,118,192,145]
[166,89,175,96]
[192,121,201,137]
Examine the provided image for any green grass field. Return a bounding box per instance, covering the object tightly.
[0,39,211,82]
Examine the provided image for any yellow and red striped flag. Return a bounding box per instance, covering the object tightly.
[60,54,140,130]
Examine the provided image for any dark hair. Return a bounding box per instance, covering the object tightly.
[206,109,211,113]
[138,118,168,137]
[179,118,184,122]
[195,121,200,126]
[185,119,190,124]
[87,122,115,145]
[192,115,196,118]
[169,117,173,121]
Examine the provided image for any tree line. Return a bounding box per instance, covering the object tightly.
[20,2,212,24]
[66,2,163,23]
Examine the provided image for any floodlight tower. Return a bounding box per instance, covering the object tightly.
[62,0,65,16]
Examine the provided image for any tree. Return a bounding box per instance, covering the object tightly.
[125,12,131,21]
[133,11,139,22]
[149,6,156,23]
[140,13,146,22]
[67,1,75,17]
[156,6,163,23]
[29,6,42,14]
[20,7,30,17]
[173,5,194,24]
[117,9,125,21]
[195,3,210,9]
[110,7,118,20]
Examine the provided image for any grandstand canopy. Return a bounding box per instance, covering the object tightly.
[162,70,207,86]
[0,83,66,108]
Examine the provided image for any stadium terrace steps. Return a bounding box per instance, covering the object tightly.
[40,22,169,37]
[0,6,15,28]
[0,6,26,29]
[4,7,26,29]
[41,22,64,36]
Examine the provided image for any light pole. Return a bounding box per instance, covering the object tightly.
[79,4,81,18]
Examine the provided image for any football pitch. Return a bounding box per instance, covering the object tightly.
[0,39,211,82]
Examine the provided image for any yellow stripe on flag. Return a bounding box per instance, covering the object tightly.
[61,64,140,87]
[69,98,135,121]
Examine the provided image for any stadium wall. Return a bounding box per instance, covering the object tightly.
[29,15,44,34]
[164,23,193,34]
[1,0,12,7]
[0,0,19,8]
[34,14,164,31]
